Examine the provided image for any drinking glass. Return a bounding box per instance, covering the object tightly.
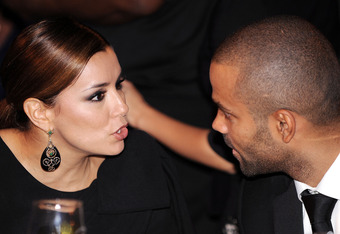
[27,199,86,234]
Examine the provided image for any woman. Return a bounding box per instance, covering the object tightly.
[0,18,194,234]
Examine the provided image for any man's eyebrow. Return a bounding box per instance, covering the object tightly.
[215,101,232,113]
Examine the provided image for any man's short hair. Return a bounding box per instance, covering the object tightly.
[213,15,340,126]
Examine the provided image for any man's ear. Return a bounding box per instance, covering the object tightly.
[271,109,296,143]
[23,98,54,131]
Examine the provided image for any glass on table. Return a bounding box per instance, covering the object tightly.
[27,199,86,234]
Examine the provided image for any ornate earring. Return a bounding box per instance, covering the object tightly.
[40,130,61,172]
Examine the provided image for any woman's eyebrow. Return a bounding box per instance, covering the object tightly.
[82,82,110,92]
[83,71,123,92]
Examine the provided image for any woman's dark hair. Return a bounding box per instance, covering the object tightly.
[0,18,110,130]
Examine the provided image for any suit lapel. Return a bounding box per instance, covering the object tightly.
[273,179,304,234]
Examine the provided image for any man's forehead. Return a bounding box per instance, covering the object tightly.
[210,63,239,93]
[210,62,240,79]
[210,62,245,107]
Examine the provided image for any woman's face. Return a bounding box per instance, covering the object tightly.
[50,47,129,157]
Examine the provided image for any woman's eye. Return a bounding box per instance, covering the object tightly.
[89,91,105,102]
[115,76,126,90]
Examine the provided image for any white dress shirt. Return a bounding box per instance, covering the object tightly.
[295,153,340,234]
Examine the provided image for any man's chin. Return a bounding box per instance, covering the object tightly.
[240,162,280,178]
[240,168,259,177]
[232,149,241,161]
[238,159,262,177]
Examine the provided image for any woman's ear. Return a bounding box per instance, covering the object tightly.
[23,98,54,131]
[272,109,296,143]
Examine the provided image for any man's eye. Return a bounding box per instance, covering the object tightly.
[89,91,105,102]
[116,76,126,90]
[224,112,232,119]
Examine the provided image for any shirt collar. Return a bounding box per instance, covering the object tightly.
[295,153,340,201]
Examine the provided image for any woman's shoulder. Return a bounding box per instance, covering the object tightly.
[96,128,171,214]
[0,129,28,164]
[0,128,22,147]
[0,129,15,157]
[102,128,166,170]
[0,130,24,181]
[122,128,166,158]
[124,128,156,145]
[0,128,12,138]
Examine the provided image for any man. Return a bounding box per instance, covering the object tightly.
[210,15,340,234]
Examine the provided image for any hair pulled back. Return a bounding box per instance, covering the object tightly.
[0,18,110,130]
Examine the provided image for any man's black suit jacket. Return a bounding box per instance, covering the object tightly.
[238,173,304,234]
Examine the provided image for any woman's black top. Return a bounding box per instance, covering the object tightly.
[0,129,194,234]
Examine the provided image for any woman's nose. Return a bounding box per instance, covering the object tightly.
[111,91,129,117]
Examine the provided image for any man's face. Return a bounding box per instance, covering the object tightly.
[210,62,293,176]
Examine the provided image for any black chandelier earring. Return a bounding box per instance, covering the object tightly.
[40,130,61,172]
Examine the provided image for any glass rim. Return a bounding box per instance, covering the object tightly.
[32,198,83,212]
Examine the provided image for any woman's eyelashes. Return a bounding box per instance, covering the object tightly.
[89,90,106,102]
[88,76,125,102]
[115,75,126,90]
